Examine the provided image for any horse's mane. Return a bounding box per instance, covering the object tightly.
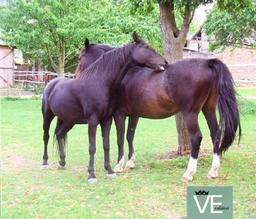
[79,44,113,59]
[79,42,135,79]
[90,44,114,52]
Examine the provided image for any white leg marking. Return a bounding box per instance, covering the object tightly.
[107,173,117,179]
[125,154,136,170]
[40,164,49,170]
[57,164,66,170]
[208,154,220,179]
[114,156,125,173]
[88,178,97,184]
[182,157,198,182]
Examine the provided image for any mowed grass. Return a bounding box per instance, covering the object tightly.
[1,89,256,219]
[236,87,256,97]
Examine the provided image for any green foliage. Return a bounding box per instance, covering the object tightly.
[130,0,214,14]
[204,1,256,51]
[217,0,253,13]
[0,0,91,72]
[0,0,163,73]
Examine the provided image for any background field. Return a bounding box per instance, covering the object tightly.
[1,87,256,219]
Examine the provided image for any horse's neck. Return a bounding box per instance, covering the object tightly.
[78,43,135,91]
[108,44,134,83]
[98,44,135,87]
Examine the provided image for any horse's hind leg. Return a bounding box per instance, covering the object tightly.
[202,108,220,179]
[42,109,55,166]
[125,116,139,170]
[182,112,202,182]
[55,119,74,168]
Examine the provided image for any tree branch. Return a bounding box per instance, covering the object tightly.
[65,49,78,62]
[179,4,194,42]
[168,1,180,37]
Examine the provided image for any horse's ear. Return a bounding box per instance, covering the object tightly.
[84,38,90,49]
[132,32,140,43]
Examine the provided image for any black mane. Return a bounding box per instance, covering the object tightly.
[79,42,135,79]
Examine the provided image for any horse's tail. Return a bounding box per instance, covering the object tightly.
[53,119,68,157]
[53,132,68,156]
[42,97,45,116]
[208,59,241,153]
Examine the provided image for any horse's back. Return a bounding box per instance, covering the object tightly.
[43,77,68,99]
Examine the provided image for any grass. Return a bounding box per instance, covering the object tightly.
[236,87,256,97]
[1,90,256,219]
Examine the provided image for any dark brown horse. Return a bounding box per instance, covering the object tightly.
[77,40,241,182]
[41,33,167,183]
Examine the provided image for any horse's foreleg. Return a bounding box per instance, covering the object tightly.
[203,109,220,179]
[125,116,139,170]
[113,112,126,173]
[182,113,202,182]
[100,117,116,178]
[88,116,98,183]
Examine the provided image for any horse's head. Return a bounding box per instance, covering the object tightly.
[75,39,113,77]
[131,32,168,71]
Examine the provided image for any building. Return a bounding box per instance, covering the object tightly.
[0,40,14,87]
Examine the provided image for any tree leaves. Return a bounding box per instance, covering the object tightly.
[0,0,165,73]
[204,2,256,51]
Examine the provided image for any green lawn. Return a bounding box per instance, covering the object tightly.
[236,87,256,97]
[1,93,256,219]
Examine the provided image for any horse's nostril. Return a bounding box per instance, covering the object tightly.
[165,60,168,66]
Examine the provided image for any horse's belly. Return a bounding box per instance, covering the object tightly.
[51,103,85,123]
[123,97,178,119]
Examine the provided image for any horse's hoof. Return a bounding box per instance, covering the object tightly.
[107,173,117,179]
[114,165,123,173]
[125,160,135,170]
[88,178,97,184]
[58,164,66,170]
[114,156,125,173]
[40,164,49,170]
[207,167,219,179]
[42,160,48,166]
[207,171,218,179]
[182,174,193,182]
[125,154,135,170]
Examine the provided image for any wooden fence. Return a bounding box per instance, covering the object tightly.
[12,70,75,94]
[13,70,74,84]
[8,65,256,96]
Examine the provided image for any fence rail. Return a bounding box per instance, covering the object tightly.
[13,70,74,85]
[9,66,256,95]
[12,70,75,93]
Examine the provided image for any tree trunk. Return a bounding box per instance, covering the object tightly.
[159,2,192,154]
[34,59,40,71]
[170,43,191,155]
[57,39,65,76]
[57,59,65,76]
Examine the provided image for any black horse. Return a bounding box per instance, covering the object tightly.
[76,39,241,182]
[41,33,167,183]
